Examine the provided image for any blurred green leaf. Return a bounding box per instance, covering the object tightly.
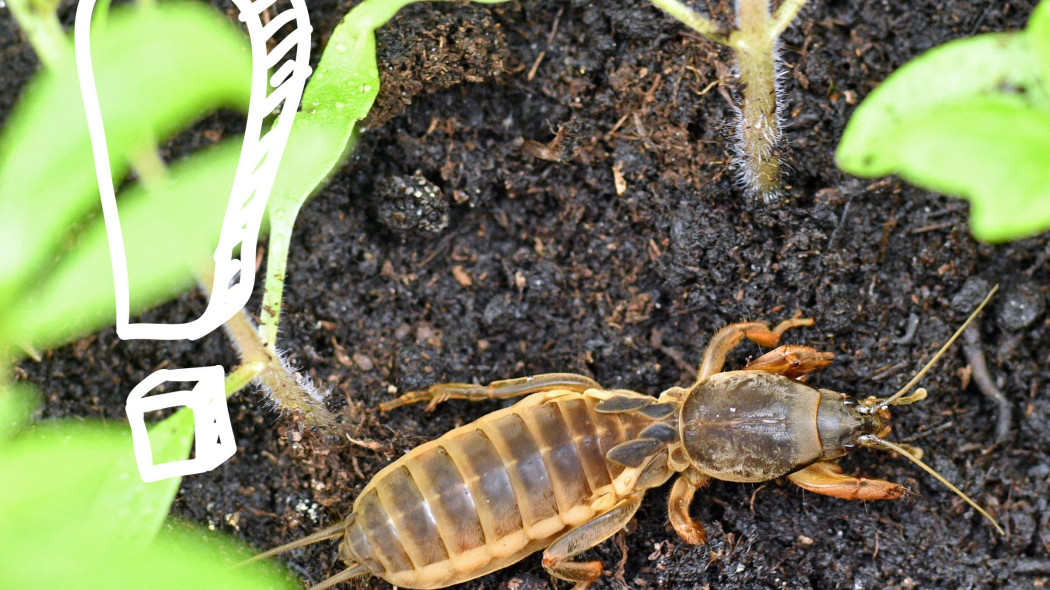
[836,12,1050,243]
[91,408,196,546]
[0,2,250,311]
[1032,0,1050,81]
[0,405,194,546]
[2,140,242,349]
[0,420,292,590]
[836,32,1050,177]
[875,99,1050,242]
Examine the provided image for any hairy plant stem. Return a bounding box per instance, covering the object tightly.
[649,0,807,201]
[195,265,333,427]
[731,0,781,200]
[223,306,335,428]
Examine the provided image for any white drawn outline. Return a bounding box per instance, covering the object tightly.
[74,0,313,341]
[126,366,236,482]
[73,0,313,482]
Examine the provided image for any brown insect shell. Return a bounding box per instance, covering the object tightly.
[678,371,885,483]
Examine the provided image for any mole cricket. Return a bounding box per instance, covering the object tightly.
[248,286,1003,589]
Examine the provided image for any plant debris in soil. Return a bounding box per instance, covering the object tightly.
[9,0,1050,589]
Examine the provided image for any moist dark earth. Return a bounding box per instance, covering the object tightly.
[7,0,1050,588]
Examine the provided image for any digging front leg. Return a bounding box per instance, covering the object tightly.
[380,373,601,412]
[787,461,906,501]
[696,315,815,382]
[668,469,711,545]
[743,345,834,378]
[542,495,643,590]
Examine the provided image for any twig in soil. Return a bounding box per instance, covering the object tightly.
[1013,559,1050,575]
[652,328,699,378]
[869,361,909,382]
[826,194,853,249]
[962,324,1011,444]
[223,308,335,428]
[894,313,920,345]
[899,420,955,443]
[345,433,387,453]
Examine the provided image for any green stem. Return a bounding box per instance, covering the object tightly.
[224,361,265,398]
[258,219,289,349]
[129,139,170,191]
[225,308,335,427]
[648,0,731,45]
[7,0,70,71]
[770,0,807,39]
[730,0,781,200]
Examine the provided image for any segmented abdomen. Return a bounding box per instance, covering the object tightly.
[340,391,652,589]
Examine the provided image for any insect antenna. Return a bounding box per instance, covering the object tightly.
[236,521,345,567]
[859,434,1004,535]
[307,563,370,590]
[865,284,998,413]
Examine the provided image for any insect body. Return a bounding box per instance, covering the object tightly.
[253,290,1002,590]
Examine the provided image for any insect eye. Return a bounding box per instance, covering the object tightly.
[843,397,858,407]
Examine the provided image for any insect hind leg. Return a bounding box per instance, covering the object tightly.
[380,373,600,412]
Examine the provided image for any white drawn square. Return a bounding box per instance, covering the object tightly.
[126,366,236,482]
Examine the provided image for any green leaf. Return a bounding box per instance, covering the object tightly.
[269,27,379,221]
[90,409,196,546]
[0,422,292,590]
[258,0,509,346]
[1031,0,1050,82]
[3,140,242,349]
[880,99,1050,242]
[258,12,380,345]
[836,32,1050,176]
[0,410,195,547]
[0,2,250,310]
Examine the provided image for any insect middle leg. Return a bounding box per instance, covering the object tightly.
[541,494,643,590]
[787,461,906,501]
[696,315,815,382]
[379,373,601,412]
[667,468,711,545]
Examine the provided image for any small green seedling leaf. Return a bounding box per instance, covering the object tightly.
[2,140,242,349]
[837,32,1049,177]
[0,2,250,311]
[880,99,1050,241]
[259,15,380,346]
[259,0,511,348]
[836,6,1050,243]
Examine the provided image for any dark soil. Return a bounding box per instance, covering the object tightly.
[8,0,1050,589]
